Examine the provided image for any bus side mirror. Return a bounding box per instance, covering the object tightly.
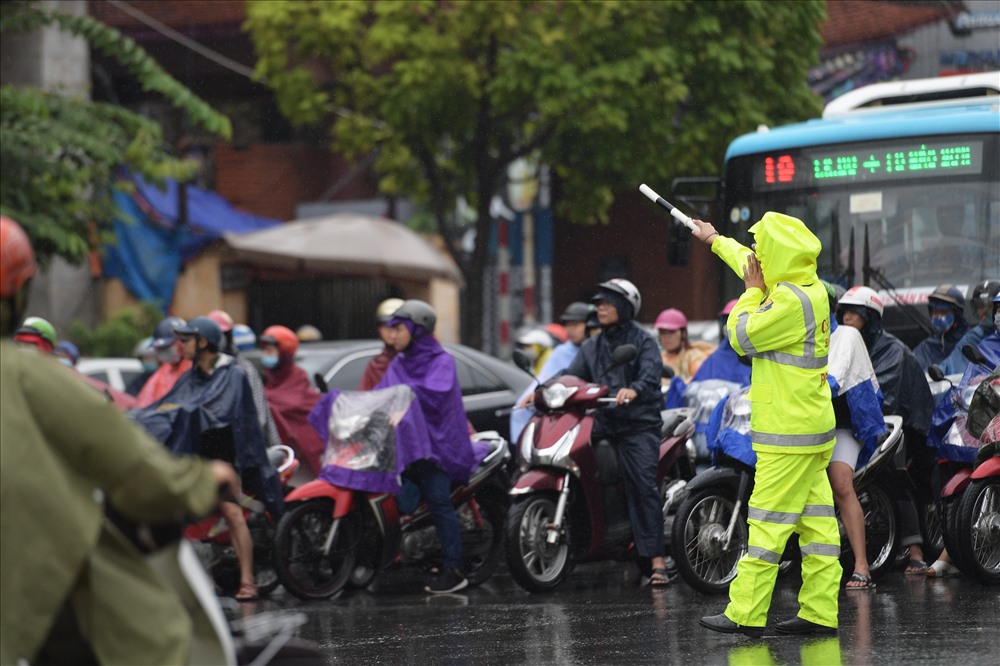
[667,220,691,267]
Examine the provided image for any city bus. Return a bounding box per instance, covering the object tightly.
[679,72,1000,347]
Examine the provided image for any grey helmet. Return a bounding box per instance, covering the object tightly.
[391,299,437,335]
[560,301,595,324]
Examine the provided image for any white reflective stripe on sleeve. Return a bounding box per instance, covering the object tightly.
[735,311,757,355]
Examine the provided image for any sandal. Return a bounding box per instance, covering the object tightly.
[845,572,875,590]
[649,567,670,587]
[235,582,259,602]
[926,559,960,578]
[904,559,928,575]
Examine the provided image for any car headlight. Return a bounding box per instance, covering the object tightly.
[541,383,578,409]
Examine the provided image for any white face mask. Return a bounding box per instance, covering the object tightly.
[994,311,1000,329]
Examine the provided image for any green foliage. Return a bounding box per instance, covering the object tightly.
[245,0,825,227]
[66,300,161,358]
[0,3,232,266]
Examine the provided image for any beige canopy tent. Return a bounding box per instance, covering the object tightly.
[224,213,463,285]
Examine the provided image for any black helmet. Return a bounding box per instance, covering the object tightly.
[970,279,1000,310]
[560,301,594,324]
[152,316,187,349]
[174,316,223,350]
[391,299,437,334]
[927,284,965,312]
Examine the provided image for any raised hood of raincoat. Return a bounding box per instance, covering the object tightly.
[748,212,822,290]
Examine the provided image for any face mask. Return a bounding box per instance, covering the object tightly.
[930,313,955,332]
[260,354,279,369]
[142,361,159,373]
[994,311,1000,329]
[57,357,73,367]
[157,346,180,365]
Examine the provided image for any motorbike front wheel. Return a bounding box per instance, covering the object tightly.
[858,485,898,580]
[273,500,357,600]
[506,494,574,592]
[672,486,747,595]
[955,477,1000,585]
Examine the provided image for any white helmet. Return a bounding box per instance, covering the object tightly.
[593,278,642,319]
[516,326,554,348]
[839,286,884,316]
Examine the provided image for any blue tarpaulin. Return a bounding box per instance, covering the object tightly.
[103,171,280,309]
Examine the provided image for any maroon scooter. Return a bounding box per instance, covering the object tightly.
[506,345,696,592]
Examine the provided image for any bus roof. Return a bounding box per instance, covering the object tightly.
[725,101,1000,161]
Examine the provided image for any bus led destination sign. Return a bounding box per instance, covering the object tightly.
[755,139,983,190]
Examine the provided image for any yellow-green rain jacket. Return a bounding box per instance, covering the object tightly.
[711,212,834,454]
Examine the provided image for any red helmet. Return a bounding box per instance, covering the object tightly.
[1,216,36,299]
[206,309,234,333]
[260,325,299,356]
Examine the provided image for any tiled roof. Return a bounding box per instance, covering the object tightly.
[821,0,960,49]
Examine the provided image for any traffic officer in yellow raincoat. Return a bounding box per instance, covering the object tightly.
[692,212,840,637]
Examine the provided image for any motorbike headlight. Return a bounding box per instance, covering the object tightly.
[520,422,536,463]
[541,383,578,409]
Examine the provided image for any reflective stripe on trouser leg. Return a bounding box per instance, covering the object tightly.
[725,447,840,629]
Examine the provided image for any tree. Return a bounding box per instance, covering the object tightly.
[0,2,231,265]
[245,0,825,347]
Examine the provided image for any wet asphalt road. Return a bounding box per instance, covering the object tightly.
[243,561,999,665]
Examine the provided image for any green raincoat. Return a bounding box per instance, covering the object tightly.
[1,343,218,664]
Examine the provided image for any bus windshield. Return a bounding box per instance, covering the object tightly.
[724,134,1000,295]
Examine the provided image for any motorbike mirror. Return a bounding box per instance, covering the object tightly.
[610,344,638,367]
[314,372,329,393]
[512,348,536,376]
[963,343,987,367]
[927,365,946,382]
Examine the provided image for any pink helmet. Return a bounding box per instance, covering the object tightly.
[206,309,234,333]
[655,308,688,331]
[719,299,738,317]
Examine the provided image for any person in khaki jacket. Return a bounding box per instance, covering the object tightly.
[0,216,238,665]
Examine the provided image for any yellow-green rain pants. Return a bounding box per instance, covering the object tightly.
[724,448,842,629]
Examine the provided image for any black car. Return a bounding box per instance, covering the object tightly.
[289,340,533,439]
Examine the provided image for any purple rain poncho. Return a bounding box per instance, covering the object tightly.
[377,326,487,484]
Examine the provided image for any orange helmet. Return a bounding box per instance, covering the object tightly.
[260,325,299,356]
[1,216,36,299]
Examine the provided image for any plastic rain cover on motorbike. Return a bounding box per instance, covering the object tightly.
[707,386,756,468]
[310,385,431,494]
[685,379,746,462]
[929,373,991,463]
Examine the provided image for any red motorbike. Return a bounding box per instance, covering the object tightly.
[271,390,511,600]
[505,345,697,592]
[186,444,299,597]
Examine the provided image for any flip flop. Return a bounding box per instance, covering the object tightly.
[235,582,259,602]
[905,559,928,575]
[649,567,670,587]
[845,572,875,590]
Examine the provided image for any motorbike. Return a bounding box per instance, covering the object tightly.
[104,496,323,665]
[670,384,904,595]
[185,445,299,598]
[272,387,511,600]
[932,344,1000,585]
[505,345,697,593]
